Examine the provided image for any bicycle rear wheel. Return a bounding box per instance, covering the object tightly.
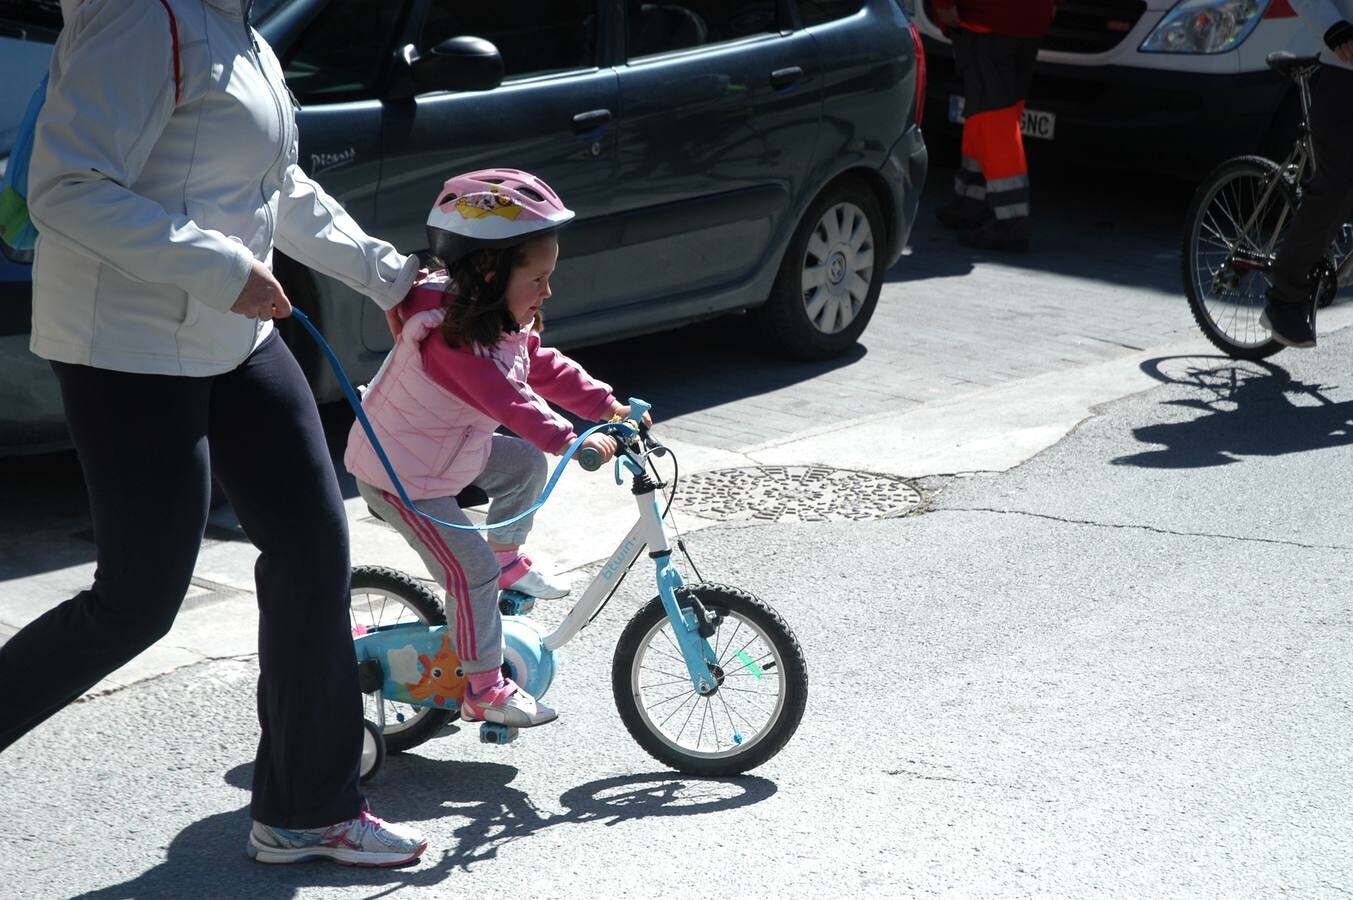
[350,566,454,753]
[1183,155,1292,360]
[612,584,807,776]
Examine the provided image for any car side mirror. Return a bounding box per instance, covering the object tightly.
[388,37,504,100]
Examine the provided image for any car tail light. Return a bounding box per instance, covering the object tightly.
[910,21,926,126]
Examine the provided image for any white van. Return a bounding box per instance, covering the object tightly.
[908,0,1322,172]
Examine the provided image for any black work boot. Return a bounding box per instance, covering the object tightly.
[958,217,1030,253]
[1260,299,1316,348]
[935,197,989,230]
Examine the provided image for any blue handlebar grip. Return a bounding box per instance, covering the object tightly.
[577,446,604,471]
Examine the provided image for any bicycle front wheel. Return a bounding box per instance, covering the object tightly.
[612,584,808,776]
[1183,155,1293,360]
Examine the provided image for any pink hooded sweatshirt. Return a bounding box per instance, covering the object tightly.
[344,272,617,500]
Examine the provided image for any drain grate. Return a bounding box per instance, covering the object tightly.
[678,466,922,523]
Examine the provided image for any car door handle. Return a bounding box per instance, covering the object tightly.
[770,66,803,89]
[571,108,612,133]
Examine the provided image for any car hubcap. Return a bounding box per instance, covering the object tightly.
[801,202,875,335]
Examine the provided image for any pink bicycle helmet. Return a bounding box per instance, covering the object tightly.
[426,168,574,263]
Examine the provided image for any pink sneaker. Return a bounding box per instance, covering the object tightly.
[498,554,570,599]
[460,676,558,728]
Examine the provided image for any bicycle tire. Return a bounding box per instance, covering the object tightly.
[612,584,808,776]
[359,718,386,783]
[350,565,455,754]
[1182,155,1293,360]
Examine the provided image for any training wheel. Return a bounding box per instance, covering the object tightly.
[360,718,386,782]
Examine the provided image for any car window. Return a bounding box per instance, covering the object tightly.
[420,1,597,80]
[794,0,865,27]
[626,0,780,59]
[0,0,62,35]
[283,0,406,103]
[250,0,290,24]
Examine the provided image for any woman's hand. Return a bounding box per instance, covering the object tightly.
[580,433,618,463]
[611,402,654,428]
[230,259,292,320]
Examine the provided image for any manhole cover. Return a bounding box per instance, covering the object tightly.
[678,466,922,523]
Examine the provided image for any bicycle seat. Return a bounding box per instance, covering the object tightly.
[1267,51,1321,77]
[364,484,490,524]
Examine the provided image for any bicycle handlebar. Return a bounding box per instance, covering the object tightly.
[577,445,605,471]
[574,401,661,471]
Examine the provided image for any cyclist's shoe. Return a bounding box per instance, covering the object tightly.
[460,676,558,728]
[935,198,988,230]
[247,806,427,867]
[1260,300,1316,348]
[498,554,570,599]
[958,217,1030,253]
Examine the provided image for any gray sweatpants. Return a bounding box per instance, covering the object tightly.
[357,434,548,674]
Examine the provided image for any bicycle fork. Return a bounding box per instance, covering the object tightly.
[629,461,721,695]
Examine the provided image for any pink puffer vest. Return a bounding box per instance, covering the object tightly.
[344,308,504,500]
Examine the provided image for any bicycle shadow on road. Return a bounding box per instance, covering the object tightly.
[69,758,776,899]
[1112,356,1353,468]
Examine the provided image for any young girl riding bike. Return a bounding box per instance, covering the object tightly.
[345,169,646,729]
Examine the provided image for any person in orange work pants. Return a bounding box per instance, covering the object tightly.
[933,0,1056,253]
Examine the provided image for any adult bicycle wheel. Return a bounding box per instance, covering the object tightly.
[1183,155,1293,360]
[612,584,807,776]
[350,565,455,753]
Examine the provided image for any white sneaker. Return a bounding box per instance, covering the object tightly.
[460,676,559,728]
[247,807,427,867]
[498,554,570,599]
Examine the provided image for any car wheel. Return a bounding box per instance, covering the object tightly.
[757,178,886,360]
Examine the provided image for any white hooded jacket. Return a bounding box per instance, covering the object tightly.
[28,0,417,376]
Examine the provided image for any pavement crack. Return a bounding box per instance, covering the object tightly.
[943,506,1353,552]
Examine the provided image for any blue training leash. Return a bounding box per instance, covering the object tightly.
[290,307,618,533]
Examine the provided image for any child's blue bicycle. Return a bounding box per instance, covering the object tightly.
[346,398,809,778]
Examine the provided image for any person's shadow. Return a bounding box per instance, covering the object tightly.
[71,755,777,899]
[1114,357,1353,468]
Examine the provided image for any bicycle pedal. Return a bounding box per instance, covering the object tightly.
[479,722,520,745]
[498,589,536,616]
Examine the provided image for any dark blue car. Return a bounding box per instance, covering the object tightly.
[0,0,926,452]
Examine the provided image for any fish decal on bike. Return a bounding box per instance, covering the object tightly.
[400,632,467,706]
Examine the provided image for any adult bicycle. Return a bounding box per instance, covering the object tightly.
[1182,52,1353,360]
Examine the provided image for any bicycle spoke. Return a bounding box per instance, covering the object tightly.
[719,649,776,680]
[717,618,745,661]
[641,676,694,690]
[645,684,698,712]
[640,662,690,680]
[674,692,702,742]
[656,691,698,727]
[717,689,743,740]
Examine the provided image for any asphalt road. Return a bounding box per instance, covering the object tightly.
[8,335,1353,899]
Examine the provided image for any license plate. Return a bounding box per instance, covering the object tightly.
[948,96,1055,141]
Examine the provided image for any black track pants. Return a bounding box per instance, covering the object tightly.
[1270,65,1353,306]
[0,332,364,829]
